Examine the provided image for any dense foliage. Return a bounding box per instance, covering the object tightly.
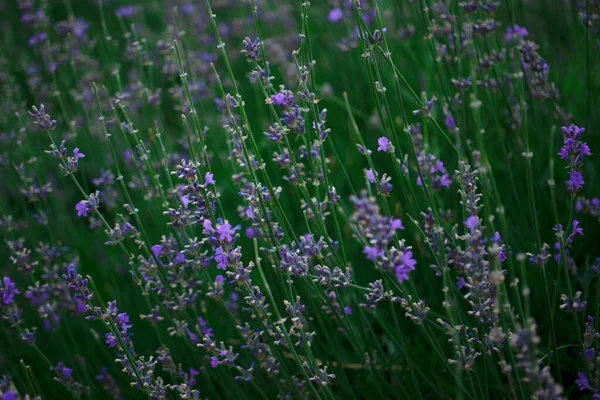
[1,0,599,398]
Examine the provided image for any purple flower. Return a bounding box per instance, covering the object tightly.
[175,252,186,265]
[568,171,585,192]
[271,89,295,108]
[413,96,437,118]
[73,148,85,160]
[377,137,393,153]
[395,251,417,283]
[272,93,285,105]
[151,245,163,258]
[28,32,47,47]
[576,372,594,392]
[366,169,377,184]
[391,218,405,230]
[202,219,215,234]
[465,216,479,231]
[456,277,466,290]
[585,349,595,361]
[210,356,220,368]
[217,223,235,243]
[215,246,227,270]
[180,194,190,208]
[344,306,352,315]
[28,104,57,132]
[56,362,73,379]
[416,152,452,189]
[363,246,384,262]
[190,368,200,386]
[504,24,528,43]
[105,333,118,348]
[116,5,140,18]
[559,124,591,193]
[1,277,20,305]
[444,113,457,133]
[328,8,343,23]
[205,172,215,185]
[566,220,584,247]
[75,201,88,217]
[2,391,17,400]
[242,37,261,62]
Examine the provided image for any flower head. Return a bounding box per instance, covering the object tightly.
[395,250,417,283]
[328,8,343,23]
[205,172,216,185]
[377,137,393,153]
[1,277,20,305]
[465,216,479,231]
[75,201,88,217]
[559,124,591,193]
[504,24,528,43]
[365,169,377,184]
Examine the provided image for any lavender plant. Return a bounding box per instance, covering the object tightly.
[0,0,599,398]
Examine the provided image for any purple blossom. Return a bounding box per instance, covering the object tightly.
[215,246,227,270]
[344,306,352,315]
[271,89,295,108]
[559,124,591,193]
[413,96,437,118]
[416,153,452,189]
[377,137,393,153]
[465,216,479,231]
[566,220,584,247]
[366,169,377,184]
[363,246,384,261]
[205,172,216,185]
[28,104,57,132]
[75,201,88,217]
[504,24,528,43]
[2,391,17,400]
[444,109,457,134]
[203,220,238,244]
[151,245,163,258]
[328,8,344,23]
[242,37,260,62]
[105,333,118,348]
[1,277,20,305]
[57,363,73,379]
[73,148,85,160]
[352,192,405,265]
[217,223,235,243]
[395,251,417,283]
[568,171,585,192]
[576,371,594,392]
[116,5,141,18]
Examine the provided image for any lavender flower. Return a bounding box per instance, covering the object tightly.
[328,8,343,23]
[559,291,587,312]
[413,96,437,118]
[559,124,591,193]
[393,249,417,283]
[54,362,84,397]
[1,277,20,305]
[28,104,57,132]
[242,37,261,62]
[377,136,393,153]
[504,24,528,43]
[270,88,295,108]
[75,192,100,217]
